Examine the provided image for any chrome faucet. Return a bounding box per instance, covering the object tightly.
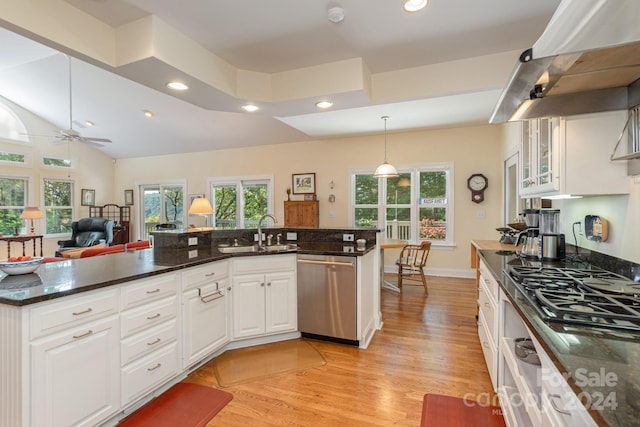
[257,214,277,247]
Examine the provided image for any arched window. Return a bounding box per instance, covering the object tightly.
[0,101,29,143]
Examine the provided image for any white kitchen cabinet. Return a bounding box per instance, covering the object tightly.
[119,274,179,408]
[181,261,230,369]
[477,259,499,391]
[29,289,120,427]
[231,254,297,340]
[520,117,561,195]
[519,111,629,198]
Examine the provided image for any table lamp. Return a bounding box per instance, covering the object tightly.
[21,207,44,235]
[188,197,214,230]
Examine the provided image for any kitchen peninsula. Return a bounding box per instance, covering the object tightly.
[476,248,640,427]
[0,227,380,427]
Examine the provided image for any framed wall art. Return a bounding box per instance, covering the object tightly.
[124,189,134,205]
[81,189,95,206]
[292,173,316,194]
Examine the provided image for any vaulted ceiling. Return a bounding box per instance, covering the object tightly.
[0,0,560,158]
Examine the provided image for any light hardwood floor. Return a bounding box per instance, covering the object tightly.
[186,276,494,426]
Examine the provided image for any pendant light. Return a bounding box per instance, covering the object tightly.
[373,116,399,178]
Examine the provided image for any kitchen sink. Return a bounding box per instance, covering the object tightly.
[217,243,298,254]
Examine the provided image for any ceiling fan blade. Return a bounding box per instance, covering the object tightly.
[81,136,112,143]
[80,140,108,148]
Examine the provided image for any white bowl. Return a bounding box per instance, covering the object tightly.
[0,257,43,275]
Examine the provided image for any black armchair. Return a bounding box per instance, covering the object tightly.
[56,218,114,256]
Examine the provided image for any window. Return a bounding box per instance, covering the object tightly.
[210,176,273,229]
[42,156,72,168]
[139,183,186,239]
[0,176,27,235]
[43,178,73,235]
[0,150,27,164]
[351,163,454,245]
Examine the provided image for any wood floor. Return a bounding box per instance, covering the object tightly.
[186,276,494,426]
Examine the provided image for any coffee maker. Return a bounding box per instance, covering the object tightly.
[515,209,540,258]
[538,209,566,260]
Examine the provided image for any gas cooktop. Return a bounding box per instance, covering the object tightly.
[508,266,640,333]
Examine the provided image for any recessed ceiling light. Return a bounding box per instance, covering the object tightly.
[166,81,189,91]
[84,120,94,127]
[242,104,259,112]
[403,0,428,12]
[143,110,154,117]
[315,101,333,109]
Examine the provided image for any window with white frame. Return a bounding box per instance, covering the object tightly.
[139,183,186,239]
[43,178,74,235]
[0,176,27,236]
[210,176,273,229]
[351,163,454,245]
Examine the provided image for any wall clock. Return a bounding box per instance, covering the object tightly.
[467,173,488,203]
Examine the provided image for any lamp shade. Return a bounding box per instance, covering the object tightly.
[188,197,214,215]
[20,207,44,219]
[374,162,399,178]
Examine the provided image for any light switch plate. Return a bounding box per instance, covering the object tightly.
[188,237,198,246]
[286,232,298,241]
[188,249,198,258]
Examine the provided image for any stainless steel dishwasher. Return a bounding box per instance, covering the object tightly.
[297,254,357,345]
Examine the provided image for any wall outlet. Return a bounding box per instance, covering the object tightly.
[254,233,260,242]
[343,245,354,253]
[286,232,298,241]
[343,233,354,242]
[188,237,198,246]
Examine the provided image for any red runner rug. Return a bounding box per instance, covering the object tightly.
[118,382,233,427]
[420,394,505,427]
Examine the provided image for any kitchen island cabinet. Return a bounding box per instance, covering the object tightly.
[231,254,297,340]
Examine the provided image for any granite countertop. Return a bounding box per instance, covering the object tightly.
[0,242,377,307]
[479,249,640,427]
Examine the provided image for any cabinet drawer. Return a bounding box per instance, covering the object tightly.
[30,289,119,340]
[121,318,177,366]
[478,311,497,391]
[479,262,499,304]
[478,284,496,340]
[181,261,229,291]
[121,296,177,338]
[121,342,178,407]
[232,254,296,274]
[121,274,177,310]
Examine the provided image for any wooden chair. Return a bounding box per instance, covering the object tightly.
[396,240,431,294]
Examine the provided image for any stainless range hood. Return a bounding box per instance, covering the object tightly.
[490,0,640,124]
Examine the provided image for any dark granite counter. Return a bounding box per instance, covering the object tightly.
[0,241,377,307]
[479,249,640,427]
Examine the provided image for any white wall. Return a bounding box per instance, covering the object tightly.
[114,124,505,276]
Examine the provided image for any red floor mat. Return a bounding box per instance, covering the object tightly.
[420,394,505,427]
[118,382,233,427]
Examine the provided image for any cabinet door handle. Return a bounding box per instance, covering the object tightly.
[549,394,572,415]
[72,330,93,339]
[146,288,161,294]
[147,313,161,320]
[261,282,265,287]
[267,282,271,286]
[72,308,93,316]
[147,363,161,371]
[147,338,161,346]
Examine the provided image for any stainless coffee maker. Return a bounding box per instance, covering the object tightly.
[538,209,566,260]
[515,209,540,258]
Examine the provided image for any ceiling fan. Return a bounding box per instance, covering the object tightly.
[26,55,112,147]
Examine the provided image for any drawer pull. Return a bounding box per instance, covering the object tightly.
[72,330,93,339]
[147,363,161,371]
[261,282,265,287]
[205,272,216,277]
[72,308,93,316]
[147,313,161,320]
[484,302,490,308]
[147,338,161,346]
[146,288,161,294]
[267,282,272,286]
[549,394,572,415]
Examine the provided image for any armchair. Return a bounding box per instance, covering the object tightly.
[56,218,114,257]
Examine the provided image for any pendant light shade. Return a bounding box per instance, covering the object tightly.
[373,116,399,178]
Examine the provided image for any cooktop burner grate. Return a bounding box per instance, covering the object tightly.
[508,265,640,332]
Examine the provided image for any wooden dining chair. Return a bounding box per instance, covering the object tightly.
[396,240,431,294]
